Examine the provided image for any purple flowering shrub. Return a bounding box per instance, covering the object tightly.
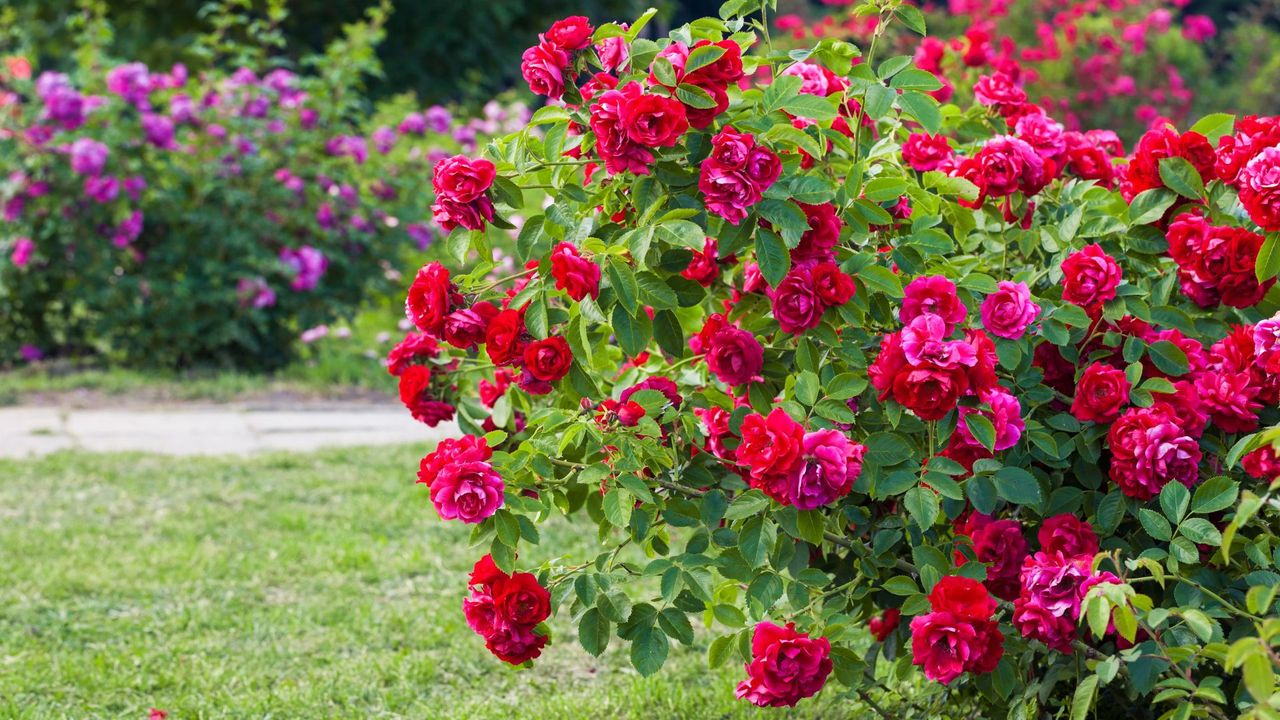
[0,8,523,369]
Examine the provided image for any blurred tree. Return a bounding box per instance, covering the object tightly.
[3,0,670,106]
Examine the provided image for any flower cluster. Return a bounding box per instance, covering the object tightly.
[1012,516,1116,654]
[735,408,868,509]
[462,555,551,665]
[417,436,504,523]
[735,622,833,708]
[700,128,782,225]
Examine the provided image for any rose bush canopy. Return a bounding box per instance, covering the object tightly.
[390,2,1280,718]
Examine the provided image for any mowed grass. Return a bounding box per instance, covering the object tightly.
[0,446,860,719]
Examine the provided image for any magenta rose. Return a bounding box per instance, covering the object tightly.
[789,429,867,509]
[771,269,825,334]
[981,281,1040,339]
[1061,244,1123,309]
[901,275,968,332]
[705,326,764,387]
[909,612,1005,684]
[520,37,570,99]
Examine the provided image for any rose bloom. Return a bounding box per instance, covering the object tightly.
[545,15,593,50]
[1108,406,1202,500]
[909,612,1004,684]
[1012,598,1077,654]
[463,555,550,666]
[973,71,1026,109]
[735,407,805,486]
[592,83,658,175]
[431,155,497,231]
[10,237,33,268]
[700,164,760,225]
[794,202,842,265]
[1060,244,1122,308]
[485,308,527,366]
[957,387,1024,451]
[981,281,1039,339]
[771,268,826,334]
[406,261,460,336]
[520,37,570,99]
[735,622,833,708]
[444,302,498,349]
[68,137,109,176]
[869,608,901,642]
[1243,445,1280,481]
[902,132,954,172]
[891,365,968,421]
[1037,514,1099,557]
[386,332,440,376]
[901,314,977,370]
[811,262,855,306]
[429,457,505,523]
[523,337,573,383]
[550,242,600,301]
[1239,146,1280,232]
[706,326,764,387]
[929,575,997,620]
[744,146,783,188]
[398,365,456,427]
[1194,369,1261,434]
[620,91,689,148]
[969,519,1029,601]
[969,135,1047,198]
[1015,111,1066,160]
[901,275,967,332]
[788,429,867,509]
[681,237,720,286]
[1070,362,1130,424]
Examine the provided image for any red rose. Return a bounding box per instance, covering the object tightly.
[970,519,1029,601]
[620,90,688,148]
[1037,514,1099,557]
[406,261,460,335]
[811,262,855,306]
[794,202,842,265]
[683,80,730,130]
[927,576,998,621]
[909,612,1004,684]
[869,332,908,399]
[550,242,601,301]
[493,572,551,626]
[735,622,833,708]
[681,237,720,286]
[1070,362,1130,424]
[869,608,901,642]
[902,132,954,172]
[523,337,573,382]
[891,365,968,421]
[735,407,805,484]
[1060,243,1122,309]
[590,82,658,175]
[545,16,593,51]
[432,155,496,203]
[520,37,571,100]
[485,308,527,366]
[443,302,497,349]
[386,332,440,376]
[706,325,764,386]
[398,365,455,427]
[709,126,755,169]
[771,269,825,334]
[687,39,745,85]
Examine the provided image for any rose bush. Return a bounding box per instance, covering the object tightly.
[0,4,529,369]
[393,3,1280,717]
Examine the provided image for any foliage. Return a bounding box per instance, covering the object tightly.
[0,2,516,369]
[395,2,1280,718]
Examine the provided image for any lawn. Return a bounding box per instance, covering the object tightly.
[0,445,864,718]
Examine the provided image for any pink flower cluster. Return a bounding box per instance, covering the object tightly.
[1013,515,1117,654]
[431,155,497,232]
[417,435,504,523]
[520,17,594,100]
[699,127,781,225]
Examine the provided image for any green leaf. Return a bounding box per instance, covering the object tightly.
[1159,481,1190,523]
[658,607,695,646]
[858,264,904,299]
[783,94,838,122]
[1128,189,1176,226]
[1180,609,1214,642]
[1191,476,1239,514]
[883,576,919,596]
[1179,517,1222,546]
[652,309,685,358]
[1138,508,1173,541]
[725,491,770,520]
[864,432,914,466]
[964,414,997,453]
[904,486,940,529]
[1148,340,1190,376]
[607,258,640,314]
[1189,113,1235,143]
[1243,652,1276,701]
[894,4,927,34]
[758,200,810,248]
[993,466,1042,506]
[604,488,633,528]
[578,607,611,656]
[1158,156,1204,199]
[707,634,735,668]
[739,517,775,568]
[864,177,908,202]
[897,91,941,134]
[754,229,791,287]
[863,82,895,120]
[685,43,727,74]
[630,625,669,677]
[890,68,941,91]
[1257,234,1280,283]
[762,74,803,114]
[611,304,652,358]
[1071,674,1100,720]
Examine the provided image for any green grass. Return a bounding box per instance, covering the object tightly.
[0,446,859,719]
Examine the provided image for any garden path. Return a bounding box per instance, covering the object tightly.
[0,402,457,458]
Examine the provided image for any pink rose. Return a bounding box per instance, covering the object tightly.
[1061,244,1123,309]
[901,275,968,333]
[789,429,867,509]
[980,281,1040,339]
[901,314,978,370]
[9,237,33,268]
[770,269,825,334]
[902,132,954,172]
[520,37,571,99]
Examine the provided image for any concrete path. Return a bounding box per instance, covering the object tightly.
[0,403,459,459]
